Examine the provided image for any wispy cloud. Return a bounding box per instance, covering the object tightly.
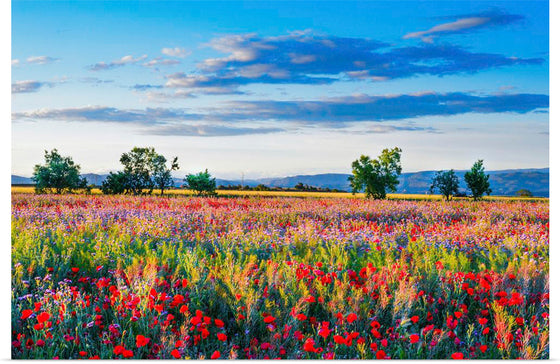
[161,47,190,58]
[12,59,20,67]
[12,106,197,124]
[12,92,548,130]
[222,92,549,123]
[156,31,542,95]
[12,80,53,94]
[26,55,59,65]
[144,124,284,137]
[142,57,181,68]
[403,9,524,42]
[89,54,148,71]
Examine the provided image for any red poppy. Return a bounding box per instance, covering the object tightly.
[71,267,80,273]
[21,309,33,320]
[478,318,488,325]
[37,312,50,324]
[215,319,225,327]
[217,333,227,342]
[113,345,125,356]
[136,335,150,348]
[480,345,487,353]
[264,316,275,324]
[347,313,357,324]
[411,315,419,323]
[410,334,420,344]
[376,350,386,359]
[122,350,133,358]
[451,352,464,359]
[211,351,220,359]
[170,349,181,359]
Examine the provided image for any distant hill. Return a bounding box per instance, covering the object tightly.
[12,167,549,197]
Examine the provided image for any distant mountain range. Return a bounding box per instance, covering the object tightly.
[12,167,549,197]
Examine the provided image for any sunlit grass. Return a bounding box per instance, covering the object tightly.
[11,185,548,202]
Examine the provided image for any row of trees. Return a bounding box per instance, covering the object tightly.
[33,148,217,196]
[349,147,491,200]
[32,147,492,200]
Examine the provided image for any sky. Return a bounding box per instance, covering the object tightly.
[11,0,549,179]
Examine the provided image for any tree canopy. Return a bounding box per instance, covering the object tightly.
[32,149,87,194]
[464,159,492,200]
[349,147,402,199]
[429,169,460,201]
[101,147,179,195]
[184,169,217,196]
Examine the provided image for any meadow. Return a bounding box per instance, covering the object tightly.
[11,193,549,359]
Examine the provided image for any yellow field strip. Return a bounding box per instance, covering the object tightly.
[11,186,548,202]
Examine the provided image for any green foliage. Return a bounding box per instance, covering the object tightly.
[119,147,158,195]
[348,147,402,199]
[101,171,130,195]
[429,169,459,201]
[152,155,179,195]
[103,147,179,195]
[464,159,492,200]
[184,169,217,196]
[32,149,87,194]
[516,189,533,197]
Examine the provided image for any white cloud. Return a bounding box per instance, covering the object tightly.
[26,55,59,65]
[161,47,190,58]
[89,55,148,71]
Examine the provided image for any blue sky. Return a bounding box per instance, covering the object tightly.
[11,1,549,179]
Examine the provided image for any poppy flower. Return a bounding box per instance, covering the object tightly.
[170,349,181,359]
[211,351,220,359]
[136,335,150,348]
[376,350,386,359]
[37,312,50,324]
[410,334,420,344]
[113,345,125,356]
[20,310,33,320]
[451,352,464,359]
[480,345,487,353]
[217,333,227,341]
[347,313,357,324]
[411,316,419,324]
[215,319,225,327]
[122,350,133,358]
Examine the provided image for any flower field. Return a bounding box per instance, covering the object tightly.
[11,194,549,359]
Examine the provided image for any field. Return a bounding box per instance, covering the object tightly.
[11,186,548,202]
[11,193,549,359]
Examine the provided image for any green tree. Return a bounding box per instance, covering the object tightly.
[32,149,87,194]
[516,189,533,197]
[429,169,460,201]
[119,147,158,195]
[184,169,217,196]
[349,147,402,199]
[464,159,492,200]
[152,155,179,195]
[101,171,131,195]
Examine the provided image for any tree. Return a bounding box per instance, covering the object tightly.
[516,189,533,197]
[152,155,179,195]
[184,169,217,196]
[101,171,131,195]
[32,149,87,194]
[429,169,459,201]
[464,159,492,200]
[349,147,402,199]
[119,147,157,195]
[113,147,179,195]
